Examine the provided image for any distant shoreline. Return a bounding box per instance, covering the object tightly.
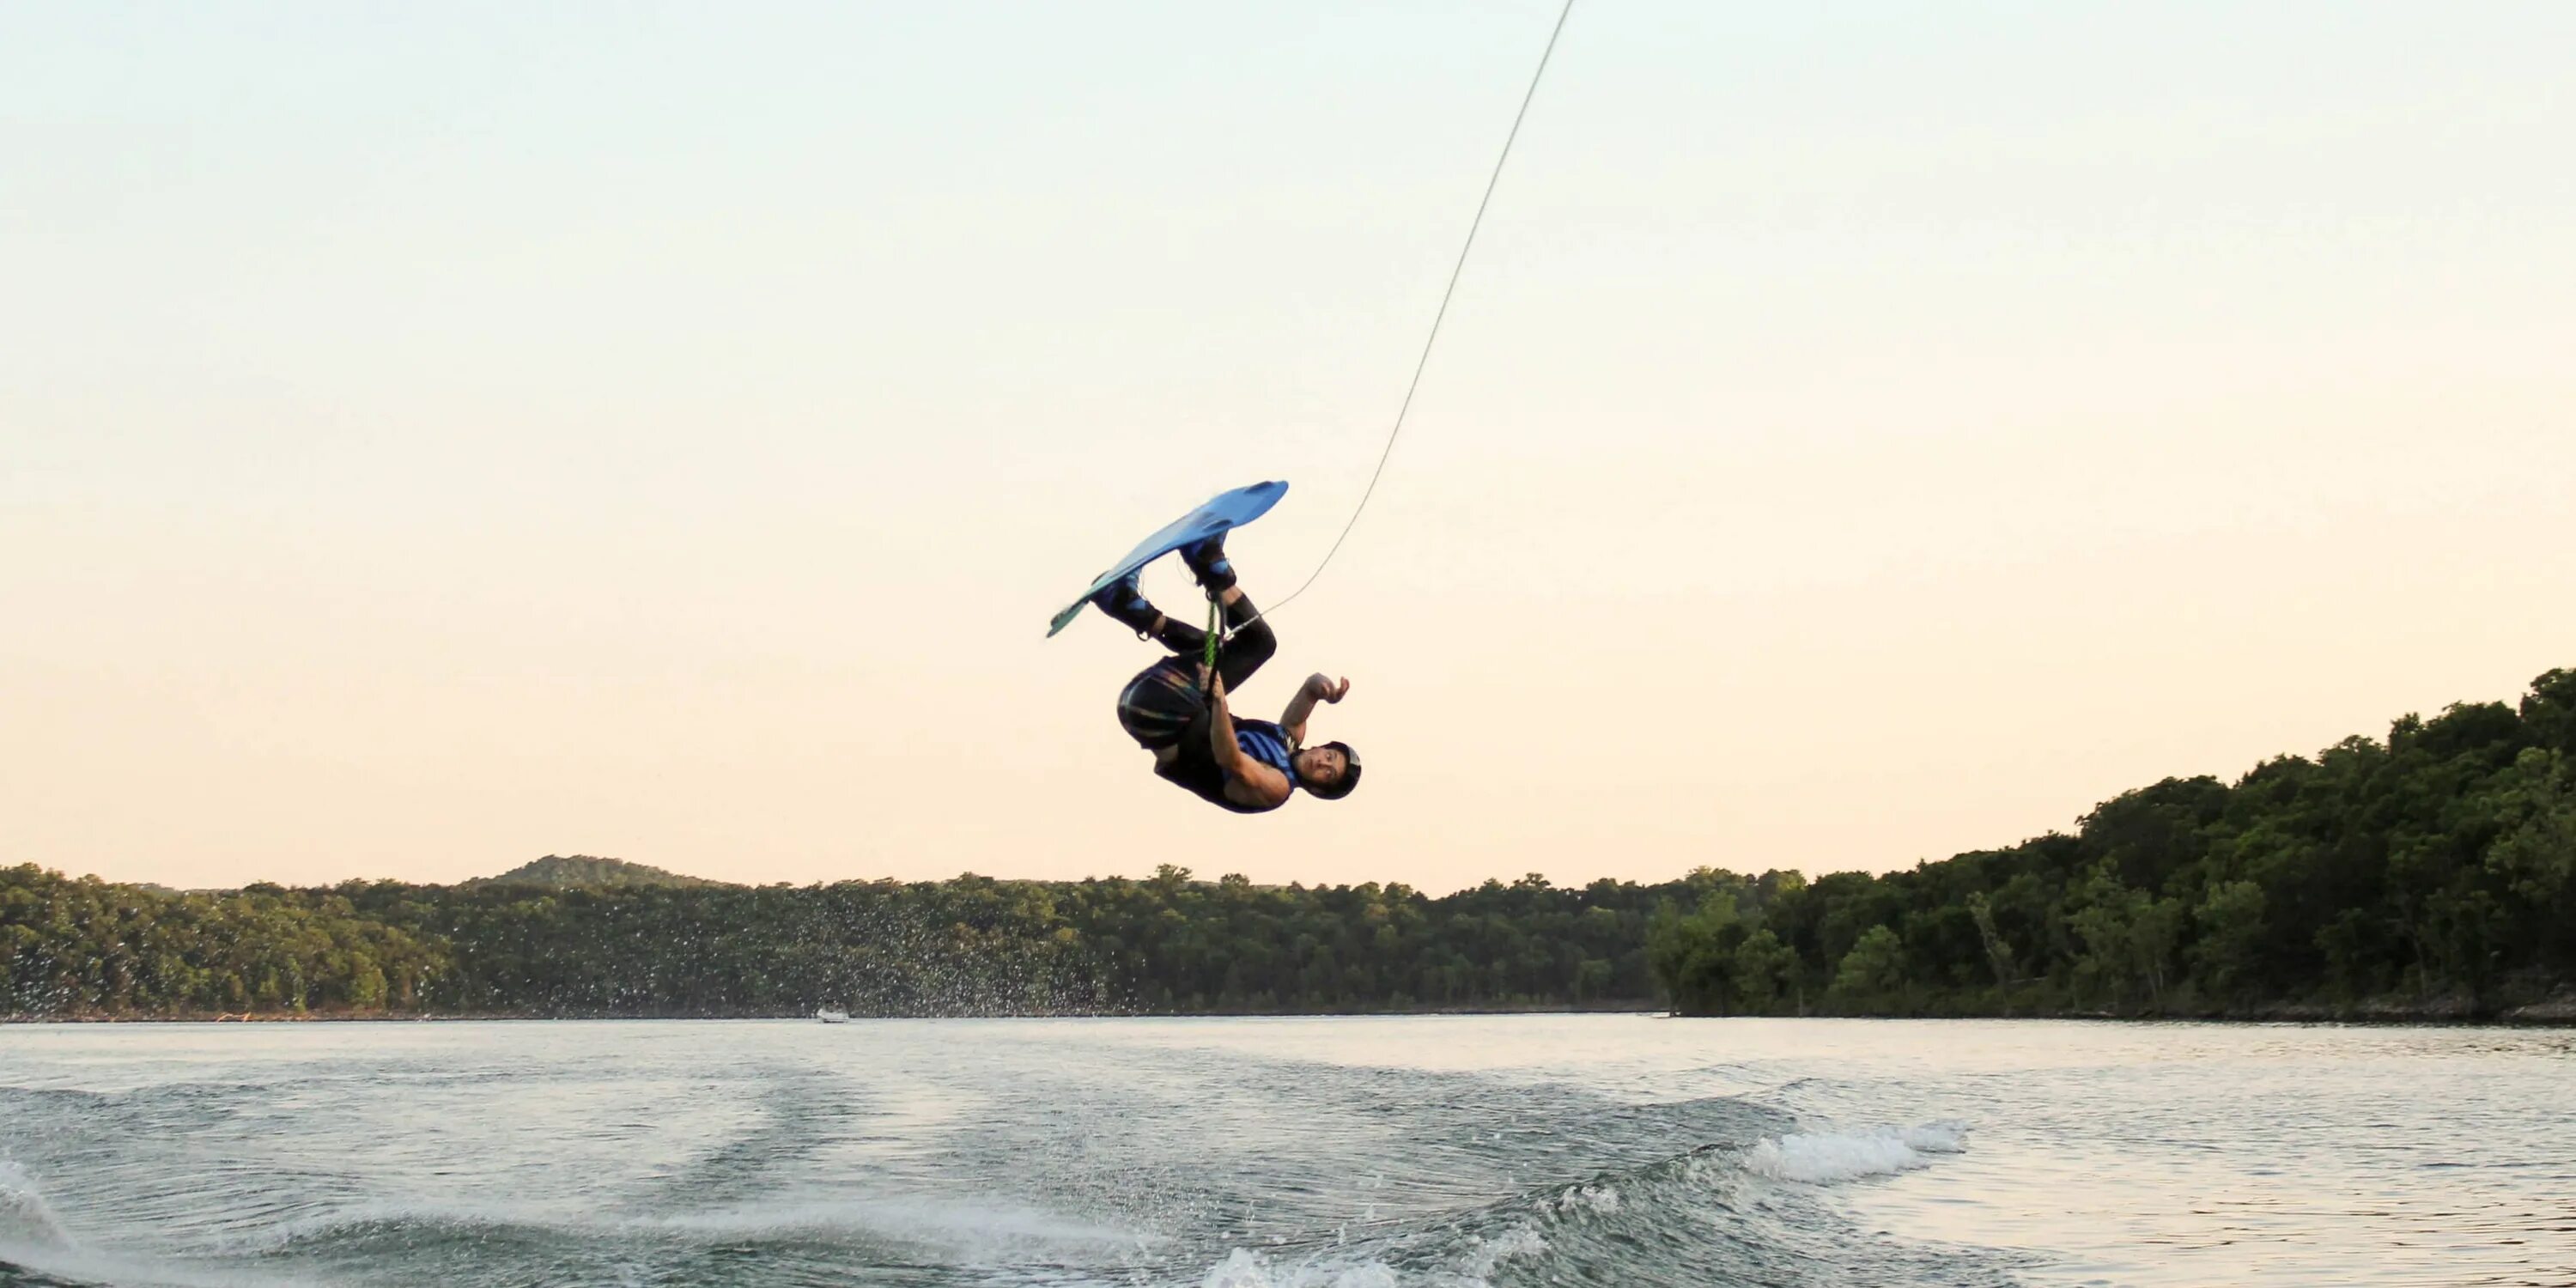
[12,999,2573,1027]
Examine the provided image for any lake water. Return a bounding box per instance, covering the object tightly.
[1,1017,2567,1287]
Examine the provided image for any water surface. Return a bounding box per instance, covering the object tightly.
[2,1017,2567,1286]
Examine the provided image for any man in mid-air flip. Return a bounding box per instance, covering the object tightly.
[1090,534,1360,813]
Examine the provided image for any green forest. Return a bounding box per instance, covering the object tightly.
[6,668,2572,1023]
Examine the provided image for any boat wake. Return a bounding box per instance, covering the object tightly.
[3,1115,1992,1288]
[1,1036,2007,1288]
[1187,1120,1991,1288]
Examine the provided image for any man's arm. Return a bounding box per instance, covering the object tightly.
[1279,673,1351,747]
[1206,671,1291,808]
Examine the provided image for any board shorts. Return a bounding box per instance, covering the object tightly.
[1117,657,1203,751]
[1114,605,1276,752]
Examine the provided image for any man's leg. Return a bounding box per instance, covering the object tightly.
[1211,585,1278,690]
[1182,536,1276,690]
[1091,570,1208,655]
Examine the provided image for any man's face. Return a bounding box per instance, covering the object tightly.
[1297,747,1349,790]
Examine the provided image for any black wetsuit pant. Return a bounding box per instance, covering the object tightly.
[1112,592,1277,750]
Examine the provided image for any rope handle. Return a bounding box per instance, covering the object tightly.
[1201,591,1223,685]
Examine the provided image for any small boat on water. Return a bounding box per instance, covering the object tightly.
[815,1009,849,1024]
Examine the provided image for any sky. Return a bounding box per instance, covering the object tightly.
[5,2,2573,893]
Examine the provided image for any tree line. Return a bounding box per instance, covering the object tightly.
[6,668,2570,1021]
[1649,668,2576,1018]
[2,864,1670,1018]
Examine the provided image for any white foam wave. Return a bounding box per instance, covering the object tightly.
[1200,1248,1401,1288]
[1200,1222,1546,1288]
[1740,1121,1969,1185]
[1546,1182,1621,1216]
[1455,1224,1547,1279]
[641,1195,1149,1250]
[234,1193,1151,1259]
[1,1167,329,1288]
[0,1243,330,1288]
[0,1162,70,1246]
[0,1162,294,1288]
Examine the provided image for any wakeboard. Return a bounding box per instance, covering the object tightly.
[1047,481,1288,636]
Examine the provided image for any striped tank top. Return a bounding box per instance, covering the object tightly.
[1233,719,1297,780]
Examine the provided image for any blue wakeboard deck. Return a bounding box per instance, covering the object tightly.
[1048,481,1288,637]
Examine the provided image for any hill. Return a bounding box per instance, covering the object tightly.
[466,854,729,890]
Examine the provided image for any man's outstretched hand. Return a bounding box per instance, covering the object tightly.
[1303,673,1352,704]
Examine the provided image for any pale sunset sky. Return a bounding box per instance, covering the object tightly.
[6,3,2572,892]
